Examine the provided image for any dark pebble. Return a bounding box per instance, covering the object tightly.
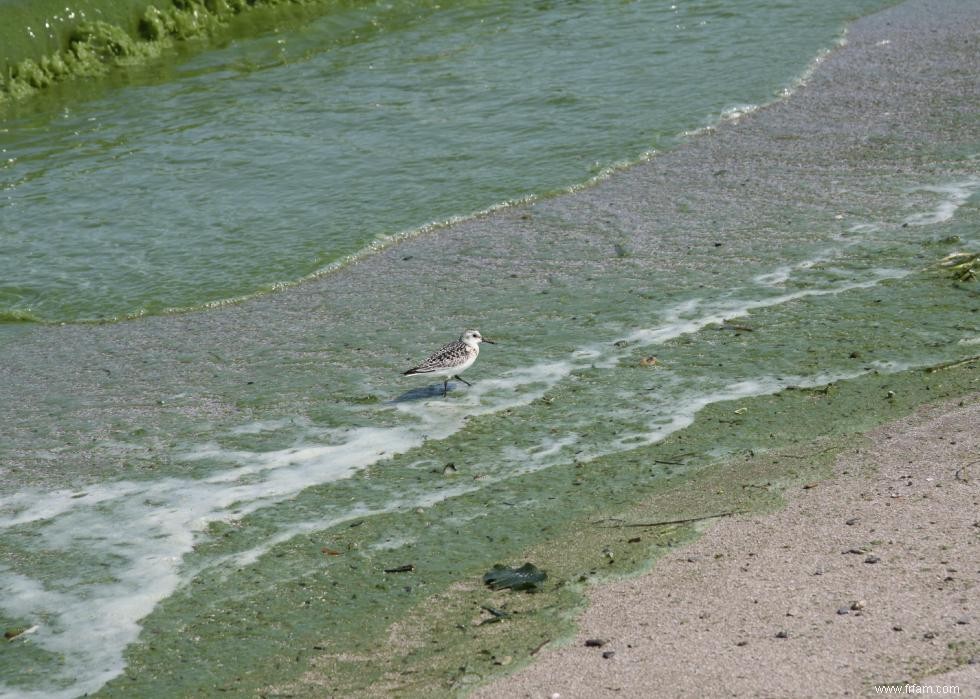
[584,638,607,647]
[735,640,748,647]
[864,555,881,564]
[845,517,860,525]
[602,651,616,659]
[775,630,789,639]
[837,607,850,615]
[893,625,903,632]
[924,631,937,639]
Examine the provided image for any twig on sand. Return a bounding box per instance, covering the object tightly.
[598,511,741,528]
[776,446,839,459]
[924,354,980,373]
[530,638,550,655]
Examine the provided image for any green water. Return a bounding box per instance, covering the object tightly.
[1,0,886,322]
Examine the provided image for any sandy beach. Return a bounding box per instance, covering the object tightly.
[473,394,980,698]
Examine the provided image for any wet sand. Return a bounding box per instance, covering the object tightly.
[473,393,980,698]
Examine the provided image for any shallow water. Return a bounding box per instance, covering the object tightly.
[2,0,886,322]
[1,0,979,696]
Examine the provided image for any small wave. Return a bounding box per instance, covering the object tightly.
[682,30,846,141]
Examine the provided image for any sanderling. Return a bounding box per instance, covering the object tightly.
[403,329,495,397]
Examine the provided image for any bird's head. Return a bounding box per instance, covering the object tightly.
[460,329,495,346]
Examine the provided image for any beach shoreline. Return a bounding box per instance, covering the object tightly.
[471,392,980,698]
[467,1,980,693]
[2,0,978,695]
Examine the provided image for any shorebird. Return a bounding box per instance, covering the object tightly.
[403,329,495,397]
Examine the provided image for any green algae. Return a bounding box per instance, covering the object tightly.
[276,370,977,698]
[93,358,978,698]
[0,0,322,104]
[3,16,176,102]
[0,309,42,323]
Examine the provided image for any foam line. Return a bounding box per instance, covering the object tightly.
[625,268,908,347]
[902,178,980,227]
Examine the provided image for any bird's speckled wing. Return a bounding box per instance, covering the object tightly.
[405,340,474,374]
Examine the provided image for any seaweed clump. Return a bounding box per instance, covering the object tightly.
[938,252,979,282]
[1,0,256,103]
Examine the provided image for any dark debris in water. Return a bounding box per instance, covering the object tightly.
[384,564,415,573]
[482,563,547,592]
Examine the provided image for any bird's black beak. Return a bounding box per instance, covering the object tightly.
[482,338,496,344]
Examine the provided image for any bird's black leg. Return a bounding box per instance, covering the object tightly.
[442,379,449,397]
[453,374,472,387]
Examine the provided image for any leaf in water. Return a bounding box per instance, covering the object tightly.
[482,563,547,592]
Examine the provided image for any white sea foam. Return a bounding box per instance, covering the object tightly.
[607,368,875,455]
[0,358,573,699]
[370,535,417,551]
[902,178,980,227]
[847,222,885,234]
[752,255,827,287]
[457,362,908,499]
[626,267,909,346]
[499,433,581,476]
[719,103,760,122]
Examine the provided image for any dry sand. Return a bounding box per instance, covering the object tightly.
[473,394,980,698]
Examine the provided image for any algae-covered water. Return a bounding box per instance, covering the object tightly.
[1,0,979,697]
[2,0,890,323]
